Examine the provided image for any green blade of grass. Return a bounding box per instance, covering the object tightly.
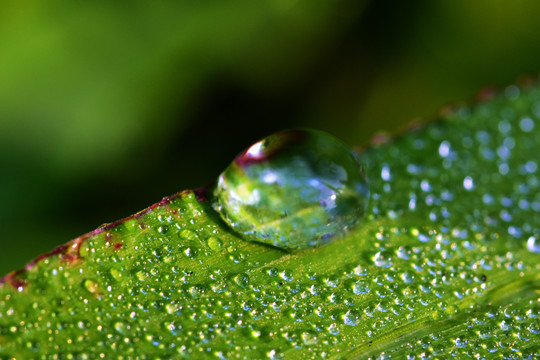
[1,81,539,358]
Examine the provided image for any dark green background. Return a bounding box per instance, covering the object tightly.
[2,0,540,275]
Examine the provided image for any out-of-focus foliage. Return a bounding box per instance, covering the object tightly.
[2,0,540,274]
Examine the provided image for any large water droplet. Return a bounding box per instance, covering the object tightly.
[212,129,369,250]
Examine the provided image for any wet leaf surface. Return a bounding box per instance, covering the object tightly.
[1,83,539,358]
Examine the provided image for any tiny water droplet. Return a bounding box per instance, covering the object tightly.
[212,129,370,250]
[342,309,361,326]
[233,274,250,287]
[109,268,123,282]
[279,270,294,282]
[83,279,100,295]
[526,235,539,253]
[327,323,340,335]
[396,246,412,260]
[373,251,393,268]
[267,267,279,277]
[454,336,468,348]
[165,303,179,315]
[157,225,169,234]
[352,281,370,295]
[301,331,318,345]
[114,321,128,334]
[183,246,198,258]
[206,237,223,251]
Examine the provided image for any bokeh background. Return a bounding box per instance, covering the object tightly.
[2,0,540,275]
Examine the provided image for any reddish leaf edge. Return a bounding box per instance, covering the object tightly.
[0,188,209,290]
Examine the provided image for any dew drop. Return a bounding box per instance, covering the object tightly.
[114,321,128,334]
[301,331,318,345]
[373,251,393,268]
[520,117,534,132]
[233,274,250,288]
[438,141,451,157]
[342,309,361,326]
[109,268,123,282]
[165,303,179,315]
[396,246,412,260]
[463,176,475,191]
[206,237,223,251]
[83,279,100,295]
[352,281,370,295]
[212,129,370,250]
[526,235,540,253]
[279,270,294,282]
[327,323,340,335]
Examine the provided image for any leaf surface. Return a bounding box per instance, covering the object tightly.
[1,83,539,358]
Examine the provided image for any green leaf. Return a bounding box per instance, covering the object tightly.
[1,82,539,358]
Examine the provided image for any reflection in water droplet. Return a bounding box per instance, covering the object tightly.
[212,129,370,250]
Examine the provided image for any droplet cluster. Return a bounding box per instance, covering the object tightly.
[365,85,539,254]
[0,84,539,358]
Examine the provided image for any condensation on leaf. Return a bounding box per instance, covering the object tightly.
[0,84,539,358]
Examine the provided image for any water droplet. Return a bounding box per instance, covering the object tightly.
[183,246,198,258]
[157,225,169,234]
[83,279,100,295]
[165,303,179,315]
[267,267,279,277]
[327,323,340,335]
[279,270,294,282]
[301,331,318,345]
[114,321,128,334]
[526,235,539,253]
[373,251,393,268]
[108,267,121,280]
[454,336,468,348]
[342,309,361,326]
[233,274,250,287]
[438,141,451,157]
[396,246,412,260]
[352,281,370,295]
[206,237,223,251]
[463,176,475,191]
[212,129,369,250]
[520,117,534,132]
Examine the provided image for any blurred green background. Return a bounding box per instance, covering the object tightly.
[2,0,540,275]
